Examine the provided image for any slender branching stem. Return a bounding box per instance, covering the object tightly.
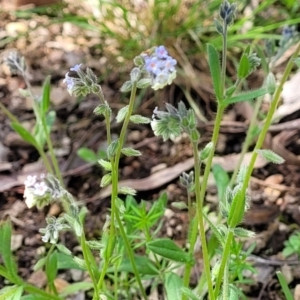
[229,95,263,187]
[98,82,148,299]
[23,74,63,185]
[216,41,300,297]
[80,233,100,300]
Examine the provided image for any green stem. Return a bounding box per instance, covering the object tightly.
[216,40,300,298]
[80,233,100,300]
[97,82,147,299]
[221,25,227,93]
[214,231,233,298]
[182,213,198,300]
[229,95,263,187]
[222,260,230,300]
[23,73,63,184]
[240,41,300,202]
[41,116,64,185]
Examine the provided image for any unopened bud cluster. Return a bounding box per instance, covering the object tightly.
[63,64,102,97]
[220,1,236,25]
[214,1,236,35]
[151,101,199,142]
[180,171,194,192]
[5,51,27,75]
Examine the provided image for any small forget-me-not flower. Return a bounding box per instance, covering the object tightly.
[63,64,100,97]
[141,45,177,90]
[23,173,68,209]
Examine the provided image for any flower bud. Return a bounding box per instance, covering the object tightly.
[130,67,141,83]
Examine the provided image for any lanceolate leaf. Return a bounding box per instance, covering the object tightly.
[222,87,268,106]
[207,44,222,102]
[237,53,250,79]
[11,123,37,148]
[164,272,183,300]
[41,76,51,115]
[0,221,19,282]
[147,238,192,263]
[256,149,285,164]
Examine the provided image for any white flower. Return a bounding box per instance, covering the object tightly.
[33,182,48,196]
[24,186,36,208]
[24,175,37,187]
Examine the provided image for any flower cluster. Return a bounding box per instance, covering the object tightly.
[219,0,236,26]
[151,101,198,142]
[141,45,177,90]
[63,64,102,97]
[24,174,51,209]
[23,173,66,209]
[39,216,70,244]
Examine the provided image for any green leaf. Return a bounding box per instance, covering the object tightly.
[41,76,51,115]
[45,251,57,283]
[0,285,23,300]
[147,238,192,263]
[136,78,151,89]
[59,282,93,297]
[33,257,46,271]
[276,271,294,300]
[256,149,285,164]
[181,287,200,300]
[207,43,222,102]
[98,159,112,171]
[121,147,141,157]
[238,53,250,79]
[129,115,151,124]
[56,253,85,270]
[120,81,132,93]
[0,221,19,282]
[107,139,119,159]
[294,57,300,68]
[11,123,37,148]
[118,186,136,196]
[100,173,112,188]
[45,111,56,133]
[93,102,111,116]
[56,244,72,256]
[233,227,255,238]
[109,255,159,275]
[77,147,98,163]
[164,272,183,300]
[222,87,268,106]
[282,247,295,258]
[147,192,167,227]
[203,213,226,247]
[212,164,229,202]
[116,105,129,123]
[228,189,246,228]
[200,142,213,161]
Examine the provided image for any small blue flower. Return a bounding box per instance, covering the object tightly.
[154,71,169,85]
[155,45,168,59]
[145,56,161,75]
[63,73,75,93]
[163,56,177,72]
[70,64,82,72]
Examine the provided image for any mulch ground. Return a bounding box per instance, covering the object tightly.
[1,2,300,300]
